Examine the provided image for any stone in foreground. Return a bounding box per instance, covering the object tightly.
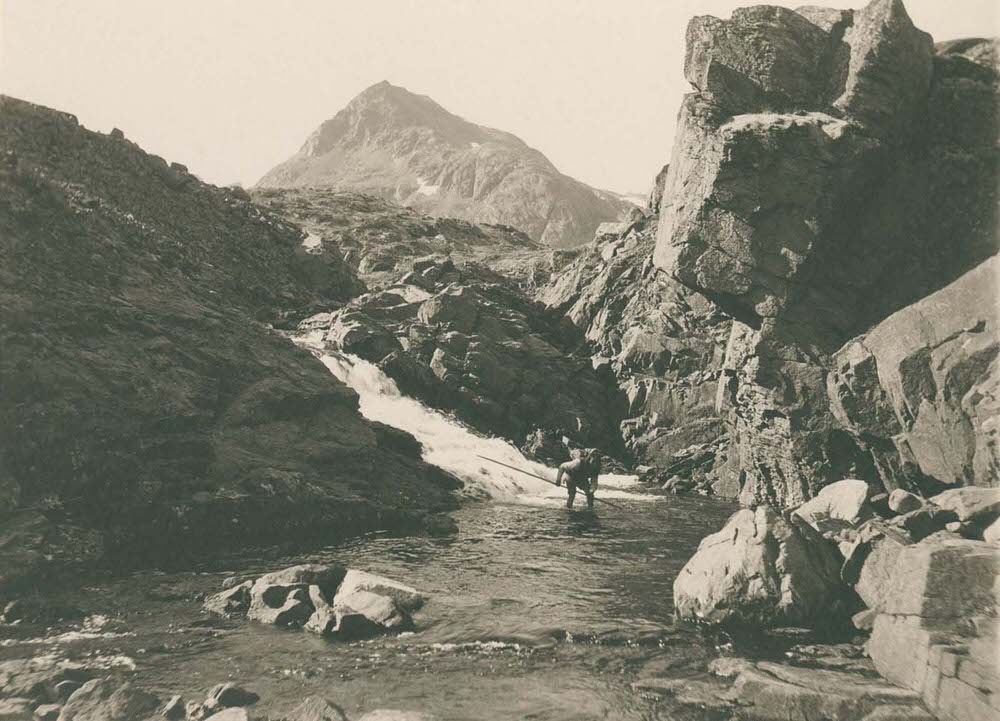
[673,506,849,627]
[57,678,160,721]
[868,539,1000,721]
[731,661,930,721]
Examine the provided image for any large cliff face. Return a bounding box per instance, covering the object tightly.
[256,82,633,248]
[653,1,998,506]
[540,209,733,486]
[0,96,459,586]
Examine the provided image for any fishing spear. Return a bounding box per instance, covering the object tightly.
[476,455,626,510]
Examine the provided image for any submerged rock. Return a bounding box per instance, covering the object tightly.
[673,506,849,627]
[284,697,349,721]
[207,684,259,708]
[730,661,929,721]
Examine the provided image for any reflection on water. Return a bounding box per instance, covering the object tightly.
[0,497,735,721]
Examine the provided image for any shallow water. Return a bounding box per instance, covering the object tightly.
[1,495,735,720]
[0,344,739,719]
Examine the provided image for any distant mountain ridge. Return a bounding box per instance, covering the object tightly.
[256,81,633,247]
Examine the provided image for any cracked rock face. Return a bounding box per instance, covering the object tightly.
[539,208,733,481]
[829,257,999,492]
[653,0,998,506]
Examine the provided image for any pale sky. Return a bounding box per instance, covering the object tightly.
[2,0,996,194]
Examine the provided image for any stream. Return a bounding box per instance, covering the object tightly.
[0,343,738,720]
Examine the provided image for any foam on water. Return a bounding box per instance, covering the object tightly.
[294,333,647,505]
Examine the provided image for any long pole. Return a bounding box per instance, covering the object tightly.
[475,455,626,510]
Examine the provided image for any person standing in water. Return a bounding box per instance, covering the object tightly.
[555,449,602,509]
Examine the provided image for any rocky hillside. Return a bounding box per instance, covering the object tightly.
[653,0,998,506]
[0,96,460,588]
[300,256,627,463]
[253,188,566,291]
[256,81,633,247]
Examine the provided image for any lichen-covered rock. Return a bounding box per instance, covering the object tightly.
[673,505,849,627]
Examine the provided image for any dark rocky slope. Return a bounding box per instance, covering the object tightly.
[300,257,627,462]
[0,96,460,589]
[653,1,998,506]
[256,81,633,247]
[253,187,564,291]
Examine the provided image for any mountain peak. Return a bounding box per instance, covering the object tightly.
[257,88,633,246]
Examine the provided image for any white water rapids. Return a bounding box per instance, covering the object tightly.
[294,332,647,506]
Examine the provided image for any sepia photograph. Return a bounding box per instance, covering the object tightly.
[0,1,998,719]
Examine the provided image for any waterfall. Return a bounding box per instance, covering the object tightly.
[295,332,643,505]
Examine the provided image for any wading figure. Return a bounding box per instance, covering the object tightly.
[555,449,601,509]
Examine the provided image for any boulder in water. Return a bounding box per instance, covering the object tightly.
[673,506,849,627]
[246,565,345,627]
[203,581,252,618]
[335,570,425,613]
[332,589,411,633]
[207,683,259,708]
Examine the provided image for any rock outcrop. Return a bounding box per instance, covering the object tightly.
[866,540,1000,720]
[302,257,627,460]
[256,81,633,247]
[829,257,1000,494]
[653,1,998,506]
[0,96,460,589]
[539,199,732,487]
